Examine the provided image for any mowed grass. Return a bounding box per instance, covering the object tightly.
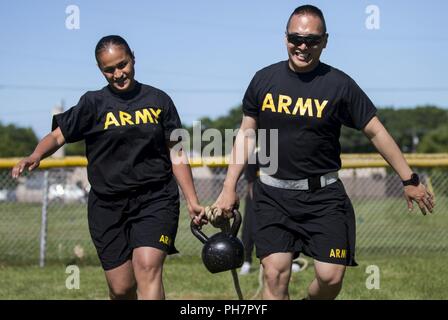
[354,195,448,255]
[0,254,447,299]
[0,196,447,299]
[1,196,447,263]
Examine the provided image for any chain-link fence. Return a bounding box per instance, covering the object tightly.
[1,159,447,266]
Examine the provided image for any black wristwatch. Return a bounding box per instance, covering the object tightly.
[402,173,420,186]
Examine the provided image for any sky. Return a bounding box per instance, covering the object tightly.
[0,0,447,139]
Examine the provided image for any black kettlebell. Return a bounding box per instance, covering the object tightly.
[191,209,244,274]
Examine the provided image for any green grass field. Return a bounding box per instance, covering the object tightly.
[1,196,447,299]
[0,255,447,299]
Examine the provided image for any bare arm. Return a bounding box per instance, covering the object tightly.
[363,116,413,180]
[214,115,257,214]
[363,116,434,214]
[224,116,258,190]
[12,127,66,178]
[168,141,205,225]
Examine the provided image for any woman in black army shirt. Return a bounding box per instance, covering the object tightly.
[12,35,205,300]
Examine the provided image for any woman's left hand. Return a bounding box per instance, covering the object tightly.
[188,202,208,226]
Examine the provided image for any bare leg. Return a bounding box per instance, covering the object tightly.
[260,252,293,300]
[307,260,346,300]
[104,260,137,300]
[132,247,167,300]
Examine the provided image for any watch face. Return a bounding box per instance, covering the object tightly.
[403,173,420,186]
[411,173,420,186]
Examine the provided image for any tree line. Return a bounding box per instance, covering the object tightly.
[187,105,448,154]
[0,105,447,158]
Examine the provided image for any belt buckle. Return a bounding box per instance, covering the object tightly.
[308,176,321,192]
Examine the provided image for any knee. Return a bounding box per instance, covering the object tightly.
[263,265,290,288]
[133,257,162,279]
[109,282,137,300]
[316,268,345,287]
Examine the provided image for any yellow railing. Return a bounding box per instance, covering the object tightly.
[1,154,447,169]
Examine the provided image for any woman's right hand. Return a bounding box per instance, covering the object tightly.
[11,155,41,179]
[11,127,65,179]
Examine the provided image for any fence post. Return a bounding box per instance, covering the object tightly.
[39,170,49,267]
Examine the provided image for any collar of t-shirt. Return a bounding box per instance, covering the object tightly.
[105,81,142,101]
[284,60,324,81]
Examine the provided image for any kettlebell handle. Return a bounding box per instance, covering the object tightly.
[191,208,242,243]
[191,221,209,244]
[230,209,242,237]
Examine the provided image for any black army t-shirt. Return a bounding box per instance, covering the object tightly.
[244,158,259,184]
[243,61,377,180]
[52,82,182,195]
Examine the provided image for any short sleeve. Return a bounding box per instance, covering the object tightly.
[338,77,377,130]
[51,93,95,143]
[242,73,260,118]
[162,96,182,140]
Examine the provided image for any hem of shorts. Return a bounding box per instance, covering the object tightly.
[313,256,358,267]
[256,249,297,260]
[132,243,179,255]
[256,250,358,267]
[101,255,132,271]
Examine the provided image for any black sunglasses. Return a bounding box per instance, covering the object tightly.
[286,33,325,47]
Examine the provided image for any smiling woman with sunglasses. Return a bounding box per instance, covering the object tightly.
[213,4,434,301]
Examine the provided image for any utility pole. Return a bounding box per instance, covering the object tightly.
[51,100,65,158]
[411,128,419,153]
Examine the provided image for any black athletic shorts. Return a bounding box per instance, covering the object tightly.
[253,178,357,266]
[87,177,180,271]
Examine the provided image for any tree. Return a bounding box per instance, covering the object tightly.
[65,141,85,156]
[0,122,38,157]
[340,106,448,153]
[340,126,374,153]
[184,106,243,155]
[417,124,448,153]
[184,105,448,154]
[0,122,39,189]
[376,106,448,152]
